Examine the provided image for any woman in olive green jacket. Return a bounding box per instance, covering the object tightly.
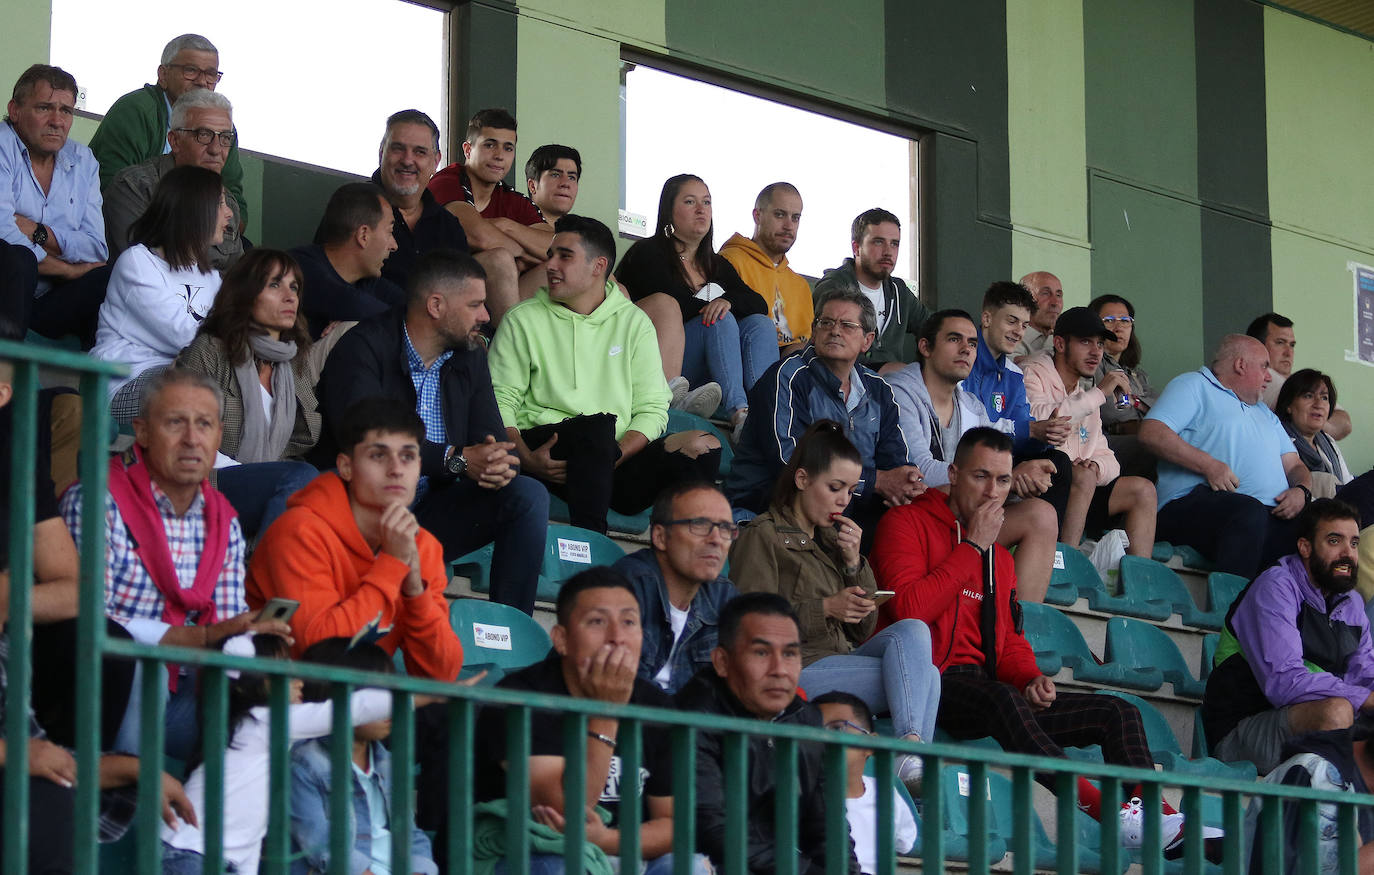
[729,419,939,790]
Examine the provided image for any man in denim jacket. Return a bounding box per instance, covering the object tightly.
[615,483,740,694]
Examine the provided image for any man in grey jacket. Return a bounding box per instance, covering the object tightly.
[885,308,1058,603]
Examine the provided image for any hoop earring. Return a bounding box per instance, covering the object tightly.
[663,222,676,239]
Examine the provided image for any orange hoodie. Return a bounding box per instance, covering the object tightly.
[246,472,463,680]
[718,232,813,347]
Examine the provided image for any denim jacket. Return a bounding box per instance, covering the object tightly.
[290,736,438,875]
[614,548,739,695]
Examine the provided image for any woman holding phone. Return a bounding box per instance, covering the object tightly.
[728,419,939,791]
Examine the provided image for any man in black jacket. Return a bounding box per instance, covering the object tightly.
[676,592,858,875]
[317,249,547,613]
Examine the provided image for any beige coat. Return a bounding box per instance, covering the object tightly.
[728,504,877,667]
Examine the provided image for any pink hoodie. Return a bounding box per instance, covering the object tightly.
[1019,352,1121,485]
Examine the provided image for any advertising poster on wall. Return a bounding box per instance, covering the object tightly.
[1348,262,1374,366]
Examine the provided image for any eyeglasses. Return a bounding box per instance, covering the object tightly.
[663,518,740,540]
[174,127,236,147]
[814,317,865,334]
[166,63,223,83]
[1100,316,1134,325]
[824,718,874,736]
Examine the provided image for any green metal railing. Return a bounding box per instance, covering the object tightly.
[3,336,1372,875]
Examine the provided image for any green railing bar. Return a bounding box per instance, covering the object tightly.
[618,717,643,871]
[1180,784,1202,874]
[328,683,354,875]
[1141,776,1163,875]
[1258,783,1282,874]
[263,671,291,874]
[390,689,415,875]
[136,657,167,874]
[824,740,848,875]
[873,749,896,875]
[1298,798,1320,873]
[773,736,798,875]
[560,711,588,875]
[72,369,111,875]
[669,725,694,875]
[1055,770,1078,874]
[965,759,988,874]
[504,705,531,875]
[2,358,36,875]
[1099,776,1122,875]
[202,666,228,875]
[1339,800,1358,875]
[1011,766,1033,875]
[0,338,128,374]
[921,754,944,872]
[447,697,475,875]
[1222,789,1244,875]
[722,731,747,874]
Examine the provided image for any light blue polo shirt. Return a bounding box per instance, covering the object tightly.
[1146,367,1296,508]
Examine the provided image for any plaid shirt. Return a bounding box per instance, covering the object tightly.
[404,324,453,445]
[60,480,247,642]
[0,634,138,842]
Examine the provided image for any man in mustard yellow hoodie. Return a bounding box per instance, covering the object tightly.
[489,215,722,533]
[719,183,813,355]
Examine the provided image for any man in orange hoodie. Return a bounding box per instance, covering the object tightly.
[871,427,1220,860]
[246,397,463,680]
[718,182,812,355]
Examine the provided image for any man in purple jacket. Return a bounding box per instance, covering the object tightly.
[1202,498,1373,773]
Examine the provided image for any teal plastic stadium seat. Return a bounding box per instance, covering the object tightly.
[1172,544,1213,572]
[666,408,733,478]
[985,771,1124,874]
[1065,549,1172,621]
[929,764,1008,864]
[449,598,552,685]
[1103,617,1206,698]
[1119,556,1221,628]
[546,494,651,535]
[451,543,497,594]
[1200,633,1218,681]
[1206,572,1247,620]
[539,525,626,601]
[1151,541,1175,563]
[1045,543,1088,605]
[1095,690,1255,782]
[1020,603,1164,692]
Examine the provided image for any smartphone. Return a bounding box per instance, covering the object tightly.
[256,597,299,625]
[872,590,896,606]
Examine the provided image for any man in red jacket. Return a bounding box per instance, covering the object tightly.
[871,426,1220,860]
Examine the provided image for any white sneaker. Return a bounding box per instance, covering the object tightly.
[676,382,722,419]
[668,376,690,409]
[1119,797,1223,860]
[896,753,924,794]
[730,407,749,445]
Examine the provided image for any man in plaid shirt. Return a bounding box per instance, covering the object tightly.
[59,369,293,758]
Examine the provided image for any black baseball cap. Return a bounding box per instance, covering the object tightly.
[1053,307,1116,341]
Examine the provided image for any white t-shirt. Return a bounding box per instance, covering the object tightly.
[91,244,222,397]
[846,775,918,875]
[652,603,691,690]
[858,282,887,331]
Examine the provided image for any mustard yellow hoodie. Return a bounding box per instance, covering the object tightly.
[718,232,814,347]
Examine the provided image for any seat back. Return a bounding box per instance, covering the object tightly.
[1104,616,1204,696]
[1206,572,1247,615]
[1119,556,1196,617]
[1094,689,1182,757]
[539,525,627,601]
[449,598,552,682]
[1200,632,1219,680]
[1021,602,1097,671]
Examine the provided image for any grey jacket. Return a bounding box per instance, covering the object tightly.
[811,258,928,367]
[885,361,995,487]
[104,153,243,270]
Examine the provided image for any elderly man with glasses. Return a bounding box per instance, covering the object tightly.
[726,286,924,543]
[103,89,242,270]
[90,33,248,232]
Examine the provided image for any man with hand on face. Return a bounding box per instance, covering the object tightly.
[1013,270,1063,362]
[1203,499,1374,774]
[1020,307,1157,557]
[676,592,858,875]
[614,482,740,695]
[456,567,701,875]
[316,249,547,613]
[812,208,928,373]
[1140,334,1313,579]
[719,182,813,355]
[871,428,1222,861]
[886,309,1058,603]
[964,281,1076,531]
[247,397,463,678]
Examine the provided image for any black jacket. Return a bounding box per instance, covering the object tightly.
[675,668,858,875]
[315,309,506,480]
[289,244,406,339]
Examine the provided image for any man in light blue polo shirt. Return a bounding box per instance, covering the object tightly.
[1139,334,1313,578]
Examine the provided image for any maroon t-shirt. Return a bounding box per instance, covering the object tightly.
[427,163,544,226]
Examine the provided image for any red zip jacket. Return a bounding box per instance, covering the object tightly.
[870,490,1040,689]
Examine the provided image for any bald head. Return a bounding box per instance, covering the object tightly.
[1210,334,1271,404]
[1019,271,1062,333]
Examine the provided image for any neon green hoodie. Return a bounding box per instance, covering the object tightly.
[488,283,670,441]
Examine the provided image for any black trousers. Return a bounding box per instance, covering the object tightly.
[0,770,75,873]
[521,413,720,533]
[31,618,136,751]
[30,265,111,349]
[1156,484,1299,579]
[1014,446,1074,522]
[0,240,38,341]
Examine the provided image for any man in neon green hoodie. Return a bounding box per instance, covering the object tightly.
[489,215,721,533]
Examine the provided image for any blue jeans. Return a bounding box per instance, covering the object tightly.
[799,618,940,742]
[161,842,239,873]
[115,663,200,761]
[216,460,319,540]
[682,312,779,414]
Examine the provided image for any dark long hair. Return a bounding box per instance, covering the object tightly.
[1274,368,1338,425]
[772,419,863,510]
[652,174,715,284]
[128,165,223,273]
[185,633,292,778]
[1089,293,1142,369]
[198,249,311,366]
[298,637,394,703]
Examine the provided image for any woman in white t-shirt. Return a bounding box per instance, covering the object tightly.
[92,165,235,423]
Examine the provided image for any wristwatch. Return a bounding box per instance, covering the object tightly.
[444,445,467,477]
[30,224,47,247]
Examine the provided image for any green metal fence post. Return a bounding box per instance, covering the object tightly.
[921,754,945,872]
[447,697,475,875]
[618,717,643,871]
[1054,770,1079,874]
[505,705,532,875]
[1099,776,1122,875]
[722,732,748,874]
[774,736,799,875]
[329,683,354,875]
[560,711,588,875]
[202,666,229,875]
[390,690,415,875]
[1011,766,1033,875]
[873,748,896,875]
[824,741,849,875]
[263,670,292,874]
[136,657,168,874]
[670,725,695,875]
